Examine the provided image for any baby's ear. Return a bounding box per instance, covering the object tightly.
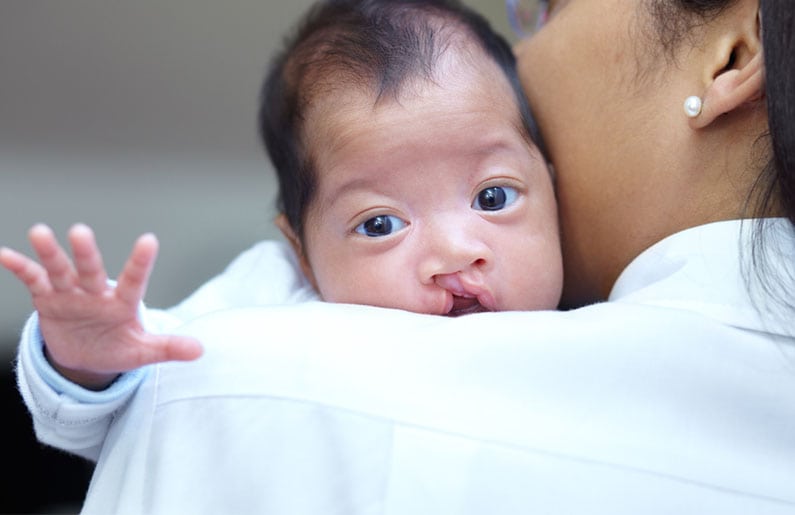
[275,214,318,289]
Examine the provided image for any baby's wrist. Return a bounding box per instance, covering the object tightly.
[44,345,119,391]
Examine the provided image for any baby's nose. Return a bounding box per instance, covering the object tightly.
[418,213,493,282]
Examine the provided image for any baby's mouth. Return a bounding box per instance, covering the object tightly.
[434,272,496,317]
[447,295,489,317]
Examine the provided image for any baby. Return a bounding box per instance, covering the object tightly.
[263,0,562,317]
[1,0,561,391]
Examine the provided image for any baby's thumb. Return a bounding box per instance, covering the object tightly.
[147,335,204,364]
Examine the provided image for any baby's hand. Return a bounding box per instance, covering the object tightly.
[0,224,203,390]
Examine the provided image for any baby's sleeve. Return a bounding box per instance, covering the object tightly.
[166,239,318,321]
[15,312,150,461]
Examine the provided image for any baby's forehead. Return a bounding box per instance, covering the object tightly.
[303,56,532,177]
[303,41,521,132]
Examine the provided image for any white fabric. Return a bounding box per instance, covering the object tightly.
[73,219,795,514]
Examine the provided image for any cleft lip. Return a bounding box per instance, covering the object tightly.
[435,271,496,316]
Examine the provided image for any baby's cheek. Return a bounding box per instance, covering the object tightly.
[519,248,563,310]
[310,264,349,302]
[315,267,383,305]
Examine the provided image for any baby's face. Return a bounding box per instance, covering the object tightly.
[292,53,562,315]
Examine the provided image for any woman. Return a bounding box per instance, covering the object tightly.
[8,0,795,512]
[516,0,794,312]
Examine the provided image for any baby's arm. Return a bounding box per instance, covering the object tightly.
[0,224,203,390]
[4,224,311,460]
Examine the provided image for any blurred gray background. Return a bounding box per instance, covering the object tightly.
[0,0,515,358]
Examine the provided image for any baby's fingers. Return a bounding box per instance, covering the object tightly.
[68,224,109,294]
[28,224,77,292]
[116,233,159,307]
[0,247,53,296]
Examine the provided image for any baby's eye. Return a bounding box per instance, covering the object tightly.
[355,215,407,237]
[472,186,519,211]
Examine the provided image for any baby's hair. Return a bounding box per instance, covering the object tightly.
[259,0,541,240]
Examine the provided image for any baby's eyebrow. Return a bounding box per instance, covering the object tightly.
[325,177,377,201]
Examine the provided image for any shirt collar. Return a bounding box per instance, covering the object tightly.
[608,218,794,336]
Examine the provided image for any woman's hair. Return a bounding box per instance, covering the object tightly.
[761,0,795,227]
[258,0,538,240]
[647,0,795,315]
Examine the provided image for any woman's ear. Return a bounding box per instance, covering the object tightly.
[275,213,318,289]
[690,1,764,129]
[692,52,764,129]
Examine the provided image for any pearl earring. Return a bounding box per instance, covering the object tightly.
[684,96,702,118]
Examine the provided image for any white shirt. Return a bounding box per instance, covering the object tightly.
[17,220,795,514]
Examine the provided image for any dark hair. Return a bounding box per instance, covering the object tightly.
[647,0,795,315]
[761,0,795,227]
[755,0,795,316]
[258,0,539,240]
